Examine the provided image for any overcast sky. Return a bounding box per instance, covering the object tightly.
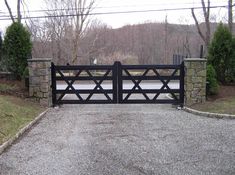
[0,0,229,32]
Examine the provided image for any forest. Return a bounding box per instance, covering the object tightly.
[31,21,221,65]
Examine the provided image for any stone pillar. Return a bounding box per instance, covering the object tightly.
[184,58,207,106]
[27,58,52,107]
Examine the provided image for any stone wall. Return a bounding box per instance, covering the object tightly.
[28,58,52,107]
[184,58,207,106]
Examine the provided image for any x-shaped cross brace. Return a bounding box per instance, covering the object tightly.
[123,69,150,101]
[85,70,112,101]
[152,68,179,101]
[57,70,83,102]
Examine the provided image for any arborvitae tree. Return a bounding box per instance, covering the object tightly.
[0,32,2,58]
[207,64,219,95]
[207,23,233,83]
[0,32,3,71]
[3,22,32,79]
[229,38,235,82]
[0,32,2,48]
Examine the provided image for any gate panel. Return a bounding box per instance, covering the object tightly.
[51,63,117,105]
[118,63,184,105]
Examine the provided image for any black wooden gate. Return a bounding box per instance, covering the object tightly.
[51,62,184,105]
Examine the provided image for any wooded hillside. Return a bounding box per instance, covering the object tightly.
[31,22,220,65]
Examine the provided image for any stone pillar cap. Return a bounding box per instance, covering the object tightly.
[184,58,207,62]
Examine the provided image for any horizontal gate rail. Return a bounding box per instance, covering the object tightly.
[121,76,181,80]
[54,65,113,70]
[121,64,181,69]
[121,89,180,93]
[118,99,178,104]
[56,100,116,104]
[55,76,113,81]
[55,90,114,94]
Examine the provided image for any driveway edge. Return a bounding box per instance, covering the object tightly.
[165,94,235,119]
[0,108,50,155]
[183,107,235,119]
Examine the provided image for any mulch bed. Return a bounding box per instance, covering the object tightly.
[207,85,235,101]
[190,85,235,115]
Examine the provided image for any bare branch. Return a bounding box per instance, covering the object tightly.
[183,35,192,58]
[191,0,211,50]
[205,0,211,47]
[191,8,206,43]
[71,0,96,64]
[4,0,15,23]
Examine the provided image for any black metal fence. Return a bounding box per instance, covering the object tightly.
[51,63,117,104]
[51,61,184,105]
[118,63,184,104]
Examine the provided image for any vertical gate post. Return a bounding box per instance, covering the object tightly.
[179,62,185,106]
[113,62,118,103]
[51,62,57,106]
[117,61,122,103]
[27,58,52,107]
[184,58,207,106]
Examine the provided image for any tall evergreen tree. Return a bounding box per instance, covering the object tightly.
[207,23,234,83]
[0,32,2,60]
[3,22,32,79]
[0,32,3,71]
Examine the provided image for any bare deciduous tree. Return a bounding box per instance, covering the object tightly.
[28,20,52,58]
[67,0,95,64]
[41,0,95,64]
[4,0,22,23]
[191,0,211,50]
[45,0,68,63]
[177,18,194,58]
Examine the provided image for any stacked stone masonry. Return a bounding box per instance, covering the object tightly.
[28,58,52,107]
[184,58,207,106]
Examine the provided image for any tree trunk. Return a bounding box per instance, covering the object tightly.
[17,0,21,23]
[4,0,15,23]
[191,0,211,54]
[228,0,233,33]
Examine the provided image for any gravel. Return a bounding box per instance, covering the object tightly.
[0,104,235,175]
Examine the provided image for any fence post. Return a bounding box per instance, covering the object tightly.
[113,62,118,103]
[179,62,185,107]
[117,61,122,103]
[27,58,52,107]
[200,45,204,58]
[51,62,57,106]
[184,58,207,106]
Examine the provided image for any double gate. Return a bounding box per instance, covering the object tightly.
[51,61,184,105]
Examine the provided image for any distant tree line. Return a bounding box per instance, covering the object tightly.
[31,21,222,65]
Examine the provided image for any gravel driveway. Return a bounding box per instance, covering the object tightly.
[0,104,235,175]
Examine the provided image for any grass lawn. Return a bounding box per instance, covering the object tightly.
[192,96,235,115]
[0,83,18,92]
[0,95,45,145]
